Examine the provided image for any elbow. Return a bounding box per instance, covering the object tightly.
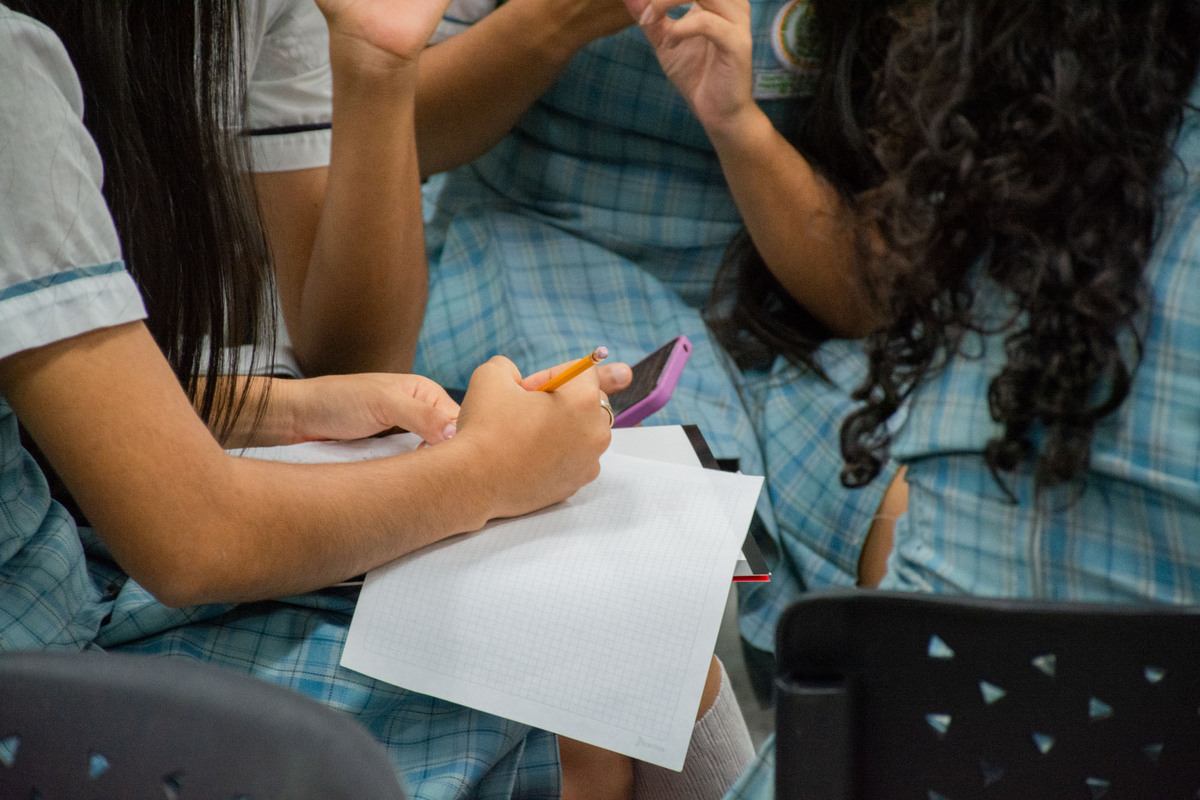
[829,280,890,339]
[102,513,252,610]
[289,336,339,378]
[138,575,205,611]
[766,269,885,341]
[81,449,261,609]
[813,270,892,339]
[116,550,210,609]
[120,536,232,610]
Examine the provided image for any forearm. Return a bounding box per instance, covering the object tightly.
[5,323,608,608]
[708,109,882,337]
[10,337,489,605]
[170,439,493,604]
[2,328,476,604]
[416,0,628,176]
[295,44,428,376]
[85,440,493,607]
[417,4,573,176]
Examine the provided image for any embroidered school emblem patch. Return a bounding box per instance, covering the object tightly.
[770,0,819,74]
[753,0,819,99]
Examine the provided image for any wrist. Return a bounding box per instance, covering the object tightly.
[328,31,422,86]
[276,377,316,445]
[435,433,500,532]
[703,103,775,155]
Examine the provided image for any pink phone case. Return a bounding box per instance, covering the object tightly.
[611,336,692,428]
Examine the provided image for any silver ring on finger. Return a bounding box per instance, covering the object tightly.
[599,394,615,428]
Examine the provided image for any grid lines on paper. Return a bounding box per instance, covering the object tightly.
[357,459,742,742]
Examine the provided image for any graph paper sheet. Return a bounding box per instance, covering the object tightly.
[236,432,422,464]
[340,450,763,769]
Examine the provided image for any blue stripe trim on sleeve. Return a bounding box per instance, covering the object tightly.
[0,261,126,303]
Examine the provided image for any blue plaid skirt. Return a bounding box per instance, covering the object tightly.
[734,342,901,653]
[93,563,561,800]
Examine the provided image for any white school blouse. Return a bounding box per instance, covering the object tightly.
[0,6,147,650]
[241,0,334,173]
[0,1,330,647]
[0,7,146,361]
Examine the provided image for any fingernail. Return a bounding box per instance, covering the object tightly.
[441,423,457,440]
[639,5,654,25]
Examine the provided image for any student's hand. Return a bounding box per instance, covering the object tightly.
[625,0,755,136]
[522,361,634,395]
[287,373,461,445]
[454,356,612,519]
[315,0,452,66]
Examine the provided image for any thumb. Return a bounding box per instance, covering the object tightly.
[597,363,633,394]
[395,393,459,444]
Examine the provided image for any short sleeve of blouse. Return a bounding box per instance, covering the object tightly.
[0,9,147,363]
[242,0,333,172]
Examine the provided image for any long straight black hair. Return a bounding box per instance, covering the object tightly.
[14,0,275,439]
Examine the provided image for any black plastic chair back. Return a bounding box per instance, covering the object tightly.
[0,651,406,799]
[775,590,1200,799]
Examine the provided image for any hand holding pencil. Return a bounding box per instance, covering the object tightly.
[537,346,609,392]
[524,346,629,427]
[450,352,616,520]
[522,347,633,396]
[521,345,613,426]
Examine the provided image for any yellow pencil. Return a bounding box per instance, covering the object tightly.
[538,346,609,392]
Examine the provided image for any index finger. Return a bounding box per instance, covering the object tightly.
[407,375,463,416]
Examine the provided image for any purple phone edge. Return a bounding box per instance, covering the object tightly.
[612,335,692,428]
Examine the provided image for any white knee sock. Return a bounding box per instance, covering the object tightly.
[633,660,756,800]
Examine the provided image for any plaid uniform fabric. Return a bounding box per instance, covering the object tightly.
[416,2,898,654]
[722,73,1200,800]
[417,1,810,464]
[0,8,555,797]
[1,445,563,800]
[879,78,1200,603]
[0,404,112,653]
[100,582,561,800]
[735,340,903,653]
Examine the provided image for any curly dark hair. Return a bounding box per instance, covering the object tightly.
[715,0,1200,491]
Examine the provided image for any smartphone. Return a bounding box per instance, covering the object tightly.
[609,336,692,428]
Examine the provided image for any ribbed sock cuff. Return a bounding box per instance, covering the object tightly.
[633,660,756,800]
